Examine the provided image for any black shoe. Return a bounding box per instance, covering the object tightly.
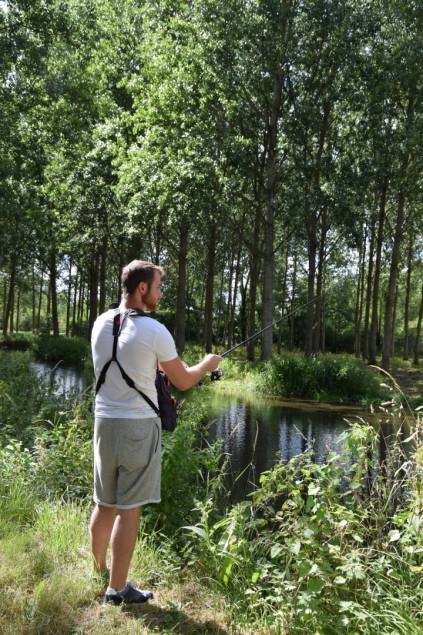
[104,584,154,606]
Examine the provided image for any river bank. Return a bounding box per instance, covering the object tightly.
[1,350,422,633]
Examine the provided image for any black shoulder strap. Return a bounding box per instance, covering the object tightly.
[95,309,160,416]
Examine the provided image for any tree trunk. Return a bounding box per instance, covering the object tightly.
[99,236,108,315]
[66,258,73,337]
[224,248,235,346]
[71,269,78,336]
[2,277,7,333]
[88,252,100,338]
[369,181,388,365]
[313,206,328,353]
[413,281,423,366]
[239,271,249,342]
[289,251,297,351]
[277,245,289,353]
[37,271,44,332]
[381,186,408,371]
[9,280,15,333]
[32,263,36,333]
[382,93,414,370]
[216,265,225,344]
[3,258,16,336]
[354,227,367,357]
[50,249,59,336]
[391,282,398,357]
[174,223,189,354]
[46,279,51,327]
[305,213,317,356]
[305,104,331,356]
[77,276,84,325]
[203,220,216,353]
[261,71,283,361]
[229,241,242,349]
[16,286,20,332]
[247,206,261,361]
[403,234,413,360]
[363,215,376,360]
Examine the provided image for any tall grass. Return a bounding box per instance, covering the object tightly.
[1,350,422,633]
[257,353,386,404]
[183,404,423,633]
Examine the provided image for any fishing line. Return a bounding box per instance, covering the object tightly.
[208,293,326,380]
[219,293,325,359]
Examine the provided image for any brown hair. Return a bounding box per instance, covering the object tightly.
[121,260,164,296]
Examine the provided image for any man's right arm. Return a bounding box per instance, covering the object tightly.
[160,354,222,391]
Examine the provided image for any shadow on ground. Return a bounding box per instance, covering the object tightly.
[122,602,230,634]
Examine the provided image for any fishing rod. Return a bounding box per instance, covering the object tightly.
[210,293,325,380]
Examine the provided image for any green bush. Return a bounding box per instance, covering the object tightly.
[33,335,89,366]
[0,351,68,442]
[0,333,33,351]
[184,417,423,633]
[257,353,385,404]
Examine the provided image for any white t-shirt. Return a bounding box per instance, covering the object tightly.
[92,309,178,419]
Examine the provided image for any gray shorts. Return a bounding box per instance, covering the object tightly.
[93,416,161,509]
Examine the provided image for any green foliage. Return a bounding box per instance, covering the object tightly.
[33,335,89,366]
[0,351,65,442]
[142,395,226,536]
[0,348,422,632]
[184,417,423,633]
[0,440,37,533]
[257,353,386,404]
[0,333,33,351]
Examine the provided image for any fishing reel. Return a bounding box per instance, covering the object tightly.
[210,367,223,381]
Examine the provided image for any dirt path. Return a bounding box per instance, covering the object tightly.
[391,367,423,398]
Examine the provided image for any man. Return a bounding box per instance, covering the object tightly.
[90,260,222,606]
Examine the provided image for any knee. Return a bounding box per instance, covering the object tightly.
[90,504,117,528]
[116,506,142,522]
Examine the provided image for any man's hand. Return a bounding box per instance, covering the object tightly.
[202,354,222,372]
[161,354,223,391]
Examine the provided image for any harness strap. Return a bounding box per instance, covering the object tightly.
[115,359,160,416]
[95,309,160,417]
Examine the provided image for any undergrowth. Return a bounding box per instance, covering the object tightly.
[256,353,386,405]
[0,351,422,633]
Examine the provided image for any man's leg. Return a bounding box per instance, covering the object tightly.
[90,504,117,573]
[109,507,142,590]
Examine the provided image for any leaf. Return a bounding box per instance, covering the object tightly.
[290,540,301,555]
[182,525,207,540]
[334,575,346,584]
[270,544,283,559]
[307,577,325,593]
[251,571,260,583]
[298,559,312,577]
[308,485,320,496]
[388,530,401,542]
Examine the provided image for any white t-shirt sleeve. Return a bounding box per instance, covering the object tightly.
[154,325,178,362]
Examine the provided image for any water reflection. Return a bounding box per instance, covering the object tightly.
[31,362,89,396]
[31,362,402,503]
[207,398,394,502]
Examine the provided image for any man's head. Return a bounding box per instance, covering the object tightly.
[121,260,164,312]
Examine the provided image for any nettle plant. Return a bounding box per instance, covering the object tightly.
[184,407,423,633]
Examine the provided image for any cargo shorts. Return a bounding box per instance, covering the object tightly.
[93,416,162,509]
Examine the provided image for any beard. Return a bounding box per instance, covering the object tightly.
[141,289,158,312]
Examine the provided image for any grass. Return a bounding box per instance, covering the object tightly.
[210,353,388,407]
[1,350,422,633]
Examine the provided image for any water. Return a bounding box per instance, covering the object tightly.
[206,395,377,501]
[33,361,394,501]
[31,361,90,396]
